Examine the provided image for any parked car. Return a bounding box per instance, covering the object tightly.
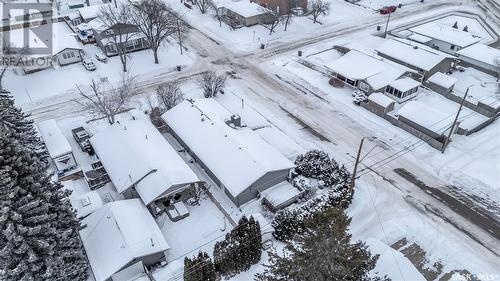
[379,6,397,14]
[353,91,368,105]
[72,127,92,152]
[82,58,96,71]
[95,51,107,63]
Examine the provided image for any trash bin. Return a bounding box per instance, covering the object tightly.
[377,25,381,31]
[176,65,181,71]
[398,3,402,8]
[298,50,302,57]
[260,43,265,49]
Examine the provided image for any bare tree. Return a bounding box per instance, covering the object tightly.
[282,11,293,31]
[194,0,209,14]
[309,0,329,24]
[264,9,282,35]
[156,82,184,111]
[75,74,139,124]
[99,4,135,72]
[209,0,223,27]
[197,70,227,98]
[131,0,181,64]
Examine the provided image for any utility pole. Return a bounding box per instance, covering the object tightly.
[177,17,183,55]
[349,137,365,193]
[441,87,470,153]
[383,12,392,38]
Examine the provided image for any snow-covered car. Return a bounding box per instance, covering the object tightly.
[353,92,368,105]
[352,89,364,97]
[82,59,96,71]
[95,51,107,63]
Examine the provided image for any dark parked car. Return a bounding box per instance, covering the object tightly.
[379,6,397,14]
[72,127,92,152]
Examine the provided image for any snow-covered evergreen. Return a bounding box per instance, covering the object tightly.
[0,127,88,281]
[183,252,216,281]
[0,89,46,161]
[213,216,262,277]
[258,208,390,281]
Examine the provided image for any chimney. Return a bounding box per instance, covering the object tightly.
[231,114,241,127]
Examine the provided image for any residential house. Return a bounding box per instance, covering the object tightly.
[87,18,149,57]
[2,21,83,73]
[376,38,454,81]
[37,119,78,175]
[80,199,169,281]
[409,21,481,54]
[325,49,421,101]
[89,120,200,206]
[456,43,500,76]
[217,1,271,27]
[251,0,307,14]
[162,99,295,207]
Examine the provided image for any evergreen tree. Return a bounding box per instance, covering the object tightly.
[213,216,262,277]
[0,89,46,161]
[0,127,88,281]
[257,208,389,281]
[463,25,468,32]
[452,21,458,29]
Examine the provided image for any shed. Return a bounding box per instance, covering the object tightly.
[425,72,458,94]
[366,92,396,114]
[78,4,112,22]
[37,119,77,174]
[89,120,199,205]
[162,99,295,207]
[261,181,302,211]
[80,199,169,281]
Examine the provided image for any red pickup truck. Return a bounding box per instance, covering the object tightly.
[379,5,397,14]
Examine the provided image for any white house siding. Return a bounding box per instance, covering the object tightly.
[56,48,82,66]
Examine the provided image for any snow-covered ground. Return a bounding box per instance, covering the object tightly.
[5,42,194,105]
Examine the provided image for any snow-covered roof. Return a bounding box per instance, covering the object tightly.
[262,181,300,207]
[71,190,104,219]
[37,119,72,159]
[89,120,199,205]
[410,22,481,48]
[368,92,395,108]
[377,39,448,71]
[218,0,266,18]
[4,22,82,56]
[457,43,500,67]
[80,199,169,281]
[407,33,432,44]
[427,72,458,89]
[389,77,420,92]
[326,50,408,90]
[78,3,111,21]
[397,101,448,134]
[162,99,295,198]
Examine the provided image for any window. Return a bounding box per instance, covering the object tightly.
[62,51,75,60]
[450,45,455,50]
